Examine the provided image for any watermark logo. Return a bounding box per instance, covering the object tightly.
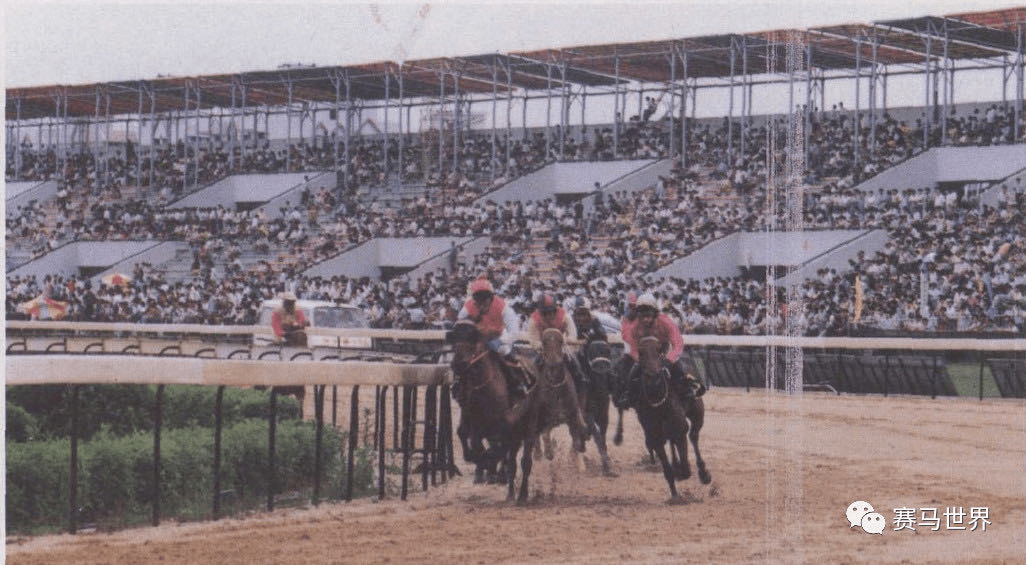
[847,500,885,535]
[847,501,992,534]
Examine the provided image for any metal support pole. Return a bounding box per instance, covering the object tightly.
[285,77,294,173]
[213,385,225,519]
[560,62,568,160]
[669,49,677,158]
[613,53,621,157]
[345,386,359,502]
[681,46,689,170]
[314,385,325,505]
[398,68,405,185]
[491,60,498,183]
[267,389,278,511]
[924,32,932,149]
[152,384,164,527]
[854,34,862,176]
[545,64,553,160]
[942,27,950,146]
[377,386,387,500]
[728,37,737,164]
[193,84,201,187]
[438,71,445,173]
[69,385,80,533]
[452,72,460,173]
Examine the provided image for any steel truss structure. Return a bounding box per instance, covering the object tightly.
[6,8,1025,186]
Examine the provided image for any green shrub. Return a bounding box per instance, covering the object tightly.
[6,401,40,443]
[6,385,301,444]
[6,417,357,534]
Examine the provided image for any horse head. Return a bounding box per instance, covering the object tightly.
[637,336,671,406]
[446,320,485,378]
[540,328,565,367]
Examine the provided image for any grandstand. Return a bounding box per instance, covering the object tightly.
[5,7,1025,346]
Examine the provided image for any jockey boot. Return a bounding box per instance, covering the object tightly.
[502,353,530,399]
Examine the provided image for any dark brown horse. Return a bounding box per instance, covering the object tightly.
[579,339,616,475]
[616,336,711,500]
[447,320,541,502]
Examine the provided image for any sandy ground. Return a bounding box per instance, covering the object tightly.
[7,389,1026,565]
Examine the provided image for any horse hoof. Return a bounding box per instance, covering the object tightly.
[613,433,623,446]
[700,470,712,485]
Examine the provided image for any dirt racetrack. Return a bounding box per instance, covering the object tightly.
[7,389,1025,564]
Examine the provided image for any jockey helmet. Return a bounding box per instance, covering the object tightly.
[635,293,659,316]
[280,291,297,302]
[469,278,494,301]
[538,294,557,315]
[573,296,590,311]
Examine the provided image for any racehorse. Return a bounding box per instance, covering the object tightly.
[578,339,616,475]
[615,336,711,500]
[447,320,542,502]
[534,328,590,459]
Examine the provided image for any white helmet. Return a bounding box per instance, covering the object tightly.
[635,293,659,310]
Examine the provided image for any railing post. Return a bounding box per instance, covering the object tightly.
[345,385,360,502]
[267,388,278,512]
[152,384,164,527]
[314,385,325,505]
[400,386,413,501]
[69,385,80,534]
[377,386,387,500]
[213,385,225,519]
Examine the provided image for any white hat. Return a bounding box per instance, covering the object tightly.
[635,293,658,310]
[281,291,297,301]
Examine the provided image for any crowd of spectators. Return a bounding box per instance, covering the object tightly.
[6,101,1026,336]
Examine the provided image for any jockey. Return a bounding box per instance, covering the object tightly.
[571,296,608,344]
[272,291,308,346]
[457,277,530,397]
[612,291,639,408]
[619,293,705,407]
[525,295,587,389]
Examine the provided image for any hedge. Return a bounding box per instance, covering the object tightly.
[6,418,370,534]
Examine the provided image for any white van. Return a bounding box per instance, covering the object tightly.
[253,299,372,349]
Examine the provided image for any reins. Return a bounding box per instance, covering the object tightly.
[641,365,670,408]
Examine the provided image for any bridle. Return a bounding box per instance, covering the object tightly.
[540,328,570,388]
[638,336,669,407]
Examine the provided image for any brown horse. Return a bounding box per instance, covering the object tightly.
[535,328,590,458]
[447,320,541,502]
[617,336,711,500]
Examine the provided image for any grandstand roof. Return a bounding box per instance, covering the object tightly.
[7,7,1024,121]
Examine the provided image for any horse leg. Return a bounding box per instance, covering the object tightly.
[506,440,520,502]
[518,435,535,504]
[613,406,625,446]
[648,438,678,500]
[688,401,712,484]
[561,382,588,453]
[589,398,614,476]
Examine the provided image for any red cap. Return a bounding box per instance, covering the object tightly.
[469,278,494,294]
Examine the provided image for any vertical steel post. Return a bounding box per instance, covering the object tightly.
[491,59,498,184]
[314,385,325,505]
[854,34,862,176]
[728,37,736,163]
[213,385,225,519]
[453,71,460,174]
[398,67,405,185]
[69,385,80,534]
[924,32,932,149]
[267,388,278,511]
[545,64,553,160]
[613,52,620,157]
[152,384,164,527]
[345,386,359,502]
[285,76,293,173]
[384,69,391,180]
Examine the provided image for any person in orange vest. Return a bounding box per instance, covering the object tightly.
[619,293,704,407]
[457,277,531,397]
[272,291,308,346]
[525,294,587,389]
